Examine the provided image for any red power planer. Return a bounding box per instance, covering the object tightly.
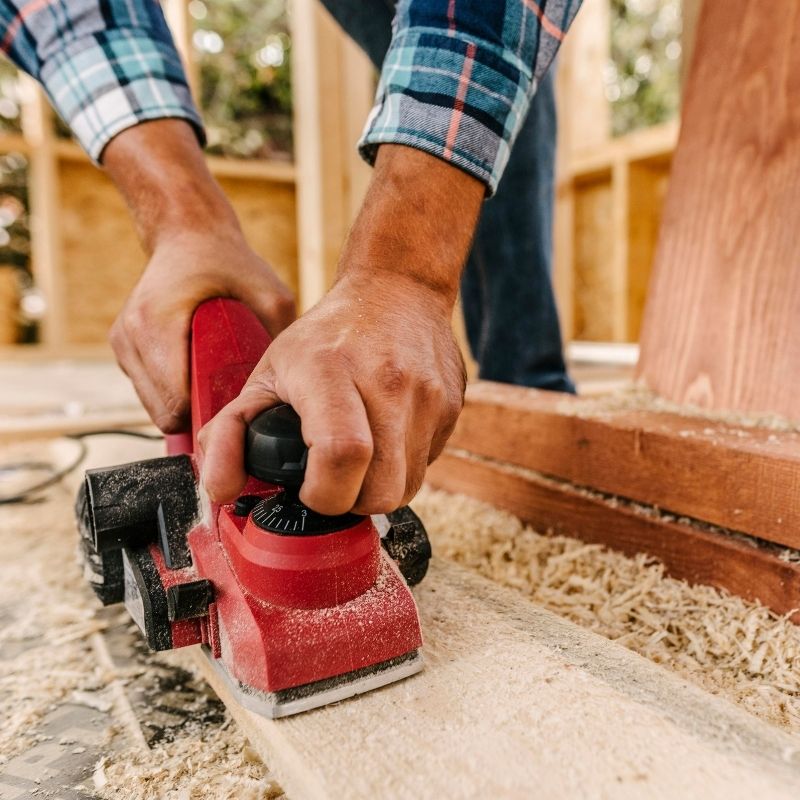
[76,298,430,718]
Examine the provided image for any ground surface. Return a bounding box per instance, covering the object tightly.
[1,361,799,797]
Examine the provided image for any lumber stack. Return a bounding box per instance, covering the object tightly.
[427,382,800,620]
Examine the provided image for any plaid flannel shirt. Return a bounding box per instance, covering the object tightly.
[0,0,582,193]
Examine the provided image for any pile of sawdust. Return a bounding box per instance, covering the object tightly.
[0,487,111,760]
[0,440,284,798]
[94,721,283,800]
[412,486,800,734]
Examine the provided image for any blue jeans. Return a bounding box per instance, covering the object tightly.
[319,0,575,393]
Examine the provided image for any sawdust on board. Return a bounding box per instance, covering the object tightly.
[559,382,800,431]
[411,485,800,735]
[4,434,800,797]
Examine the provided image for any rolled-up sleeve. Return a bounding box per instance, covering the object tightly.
[0,0,203,162]
[359,0,583,195]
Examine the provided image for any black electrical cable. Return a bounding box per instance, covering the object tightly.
[0,429,164,506]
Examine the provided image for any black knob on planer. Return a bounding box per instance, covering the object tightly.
[245,404,361,535]
[243,403,432,584]
[245,404,307,486]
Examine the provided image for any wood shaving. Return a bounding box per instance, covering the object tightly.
[412,485,800,734]
[0,440,285,797]
[95,721,284,800]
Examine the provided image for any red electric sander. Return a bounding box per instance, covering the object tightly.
[75,298,430,718]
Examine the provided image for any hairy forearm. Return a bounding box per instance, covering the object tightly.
[340,144,484,308]
[102,119,240,255]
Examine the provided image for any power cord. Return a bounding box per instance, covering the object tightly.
[0,429,164,506]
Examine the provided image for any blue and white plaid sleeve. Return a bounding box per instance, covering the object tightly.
[359,0,583,195]
[0,0,203,162]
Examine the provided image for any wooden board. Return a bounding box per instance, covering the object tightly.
[190,558,800,800]
[637,0,800,420]
[449,382,800,550]
[426,450,800,621]
[33,408,800,799]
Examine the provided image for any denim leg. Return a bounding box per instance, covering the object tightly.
[317,1,574,393]
[317,0,394,68]
[461,69,575,393]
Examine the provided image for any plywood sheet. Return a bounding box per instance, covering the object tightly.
[57,160,297,344]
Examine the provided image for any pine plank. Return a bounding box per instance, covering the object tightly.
[190,558,800,799]
[637,0,800,420]
[449,382,800,550]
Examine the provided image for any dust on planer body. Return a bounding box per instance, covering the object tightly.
[75,298,431,719]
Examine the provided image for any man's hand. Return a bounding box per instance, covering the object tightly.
[200,144,484,515]
[103,120,295,432]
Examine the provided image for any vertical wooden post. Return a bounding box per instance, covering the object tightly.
[290,0,374,312]
[20,77,64,345]
[553,0,611,341]
[679,0,703,92]
[164,0,200,100]
[609,158,629,341]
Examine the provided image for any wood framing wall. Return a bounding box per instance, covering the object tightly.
[0,0,374,348]
[0,0,697,350]
[554,0,700,344]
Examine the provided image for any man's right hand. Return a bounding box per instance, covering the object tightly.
[102,119,294,433]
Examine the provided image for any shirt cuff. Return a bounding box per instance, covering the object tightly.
[358,27,532,196]
[39,29,205,162]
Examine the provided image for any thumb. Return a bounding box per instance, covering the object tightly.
[199,370,284,502]
[240,280,297,340]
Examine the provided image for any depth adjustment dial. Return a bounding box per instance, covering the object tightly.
[250,490,362,536]
[245,404,364,535]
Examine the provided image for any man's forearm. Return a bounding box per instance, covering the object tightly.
[102,119,239,255]
[340,144,484,308]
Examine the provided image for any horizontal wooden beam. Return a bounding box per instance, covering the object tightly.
[426,449,800,621]
[51,139,297,183]
[566,120,677,180]
[451,382,800,549]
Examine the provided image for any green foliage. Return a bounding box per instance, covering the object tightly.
[193,0,293,159]
[608,0,682,136]
[0,59,22,134]
[0,151,30,272]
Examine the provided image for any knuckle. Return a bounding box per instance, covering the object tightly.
[108,320,123,351]
[402,478,424,507]
[275,288,296,316]
[355,489,403,515]
[153,411,183,434]
[315,435,373,467]
[154,393,188,433]
[445,391,465,419]
[417,374,446,405]
[123,304,147,333]
[375,361,409,395]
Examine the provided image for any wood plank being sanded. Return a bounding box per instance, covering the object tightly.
[187,558,800,800]
[450,382,800,550]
